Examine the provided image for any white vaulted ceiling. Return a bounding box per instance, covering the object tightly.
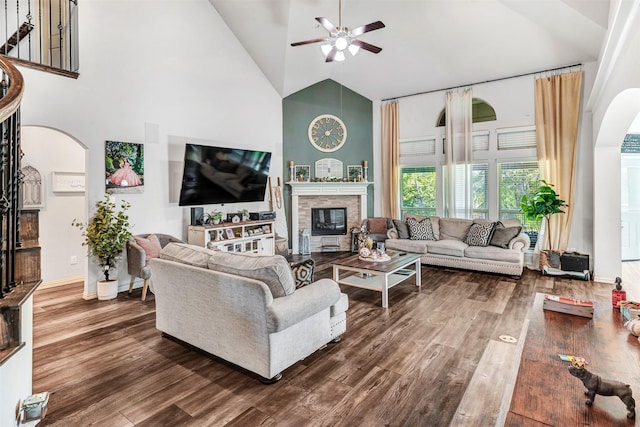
[209,0,610,100]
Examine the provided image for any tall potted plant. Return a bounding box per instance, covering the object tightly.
[520,180,568,268]
[72,195,132,300]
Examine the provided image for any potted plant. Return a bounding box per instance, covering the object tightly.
[297,167,308,182]
[72,195,132,300]
[240,208,250,221]
[208,210,223,224]
[520,180,568,268]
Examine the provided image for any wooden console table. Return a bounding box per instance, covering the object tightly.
[506,293,640,425]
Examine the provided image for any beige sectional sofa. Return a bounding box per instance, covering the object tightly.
[149,243,348,383]
[384,215,530,277]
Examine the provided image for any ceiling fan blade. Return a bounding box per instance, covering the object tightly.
[350,21,385,37]
[325,46,338,62]
[316,17,337,34]
[351,39,382,54]
[291,38,326,47]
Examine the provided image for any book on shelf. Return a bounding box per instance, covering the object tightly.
[543,294,594,318]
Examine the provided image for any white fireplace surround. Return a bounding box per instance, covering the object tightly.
[288,181,373,254]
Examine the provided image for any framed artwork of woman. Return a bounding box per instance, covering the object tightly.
[105,141,144,193]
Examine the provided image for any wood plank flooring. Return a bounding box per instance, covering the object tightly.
[32,253,620,426]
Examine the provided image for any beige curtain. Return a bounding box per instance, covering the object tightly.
[381,101,399,219]
[445,89,473,218]
[534,70,583,251]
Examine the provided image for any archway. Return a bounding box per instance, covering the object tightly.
[21,126,88,289]
[593,89,640,293]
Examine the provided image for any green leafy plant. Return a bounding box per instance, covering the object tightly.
[520,180,568,251]
[208,210,223,224]
[72,195,132,281]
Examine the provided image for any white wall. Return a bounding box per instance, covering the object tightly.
[589,1,640,285]
[22,127,86,284]
[16,0,283,296]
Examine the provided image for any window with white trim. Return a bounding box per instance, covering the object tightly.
[497,126,536,150]
[400,167,436,218]
[498,161,541,233]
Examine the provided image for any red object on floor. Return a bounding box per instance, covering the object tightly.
[612,289,627,308]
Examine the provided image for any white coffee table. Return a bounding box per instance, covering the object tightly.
[332,251,421,308]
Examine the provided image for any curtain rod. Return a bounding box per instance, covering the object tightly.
[382,63,582,102]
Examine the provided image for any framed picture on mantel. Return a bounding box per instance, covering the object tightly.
[294,165,310,182]
[347,165,363,182]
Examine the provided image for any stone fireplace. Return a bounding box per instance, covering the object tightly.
[289,182,372,253]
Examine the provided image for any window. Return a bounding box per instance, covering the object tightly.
[400,167,436,218]
[436,98,497,127]
[472,163,488,218]
[498,161,540,231]
[497,126,536,150]
[400,137,436,163]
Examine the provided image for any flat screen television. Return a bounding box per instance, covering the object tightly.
[178,143,272,206]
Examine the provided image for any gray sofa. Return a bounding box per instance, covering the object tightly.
[149,243,348,382]
[385,215,530,277]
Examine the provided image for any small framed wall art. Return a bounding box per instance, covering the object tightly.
[51,171,85,193]
[347,165,363,182]
[105,140,144,193]
[294,165,310,182]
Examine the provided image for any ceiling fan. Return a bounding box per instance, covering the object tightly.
[290,0,385,62]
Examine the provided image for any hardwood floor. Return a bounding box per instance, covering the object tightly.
[32,253,620,426]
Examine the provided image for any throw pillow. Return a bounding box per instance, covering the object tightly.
[134,234,162,263]
[367,218,388,234]
[208,252,296,298]
[406,217,436,241]
[489,222,522,249]
[392,219,410,239]
[464,222,495,247]
[290,259,315,288]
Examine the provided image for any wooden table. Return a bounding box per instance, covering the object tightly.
[332,251,421,308]
[506,293,640,426]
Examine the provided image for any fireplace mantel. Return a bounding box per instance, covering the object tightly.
[288,181,373,253]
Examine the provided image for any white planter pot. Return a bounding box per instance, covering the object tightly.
[97,279,119,300]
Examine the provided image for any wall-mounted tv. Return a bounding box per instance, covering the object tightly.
[178,143,272,206]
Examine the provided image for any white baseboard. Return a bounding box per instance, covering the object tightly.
[594,275,616,284]
[40,276,84,289]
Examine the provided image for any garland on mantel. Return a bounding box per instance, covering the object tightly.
[309,177,362,182]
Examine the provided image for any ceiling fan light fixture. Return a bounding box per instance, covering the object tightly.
[335,51,345,62]
[335,36,348,51]
[348,44,359,56]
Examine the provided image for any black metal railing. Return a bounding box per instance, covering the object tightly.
[0,55,23,299]
[1,0,78,76]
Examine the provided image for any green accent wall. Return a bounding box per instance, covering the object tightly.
[283,79,374,244]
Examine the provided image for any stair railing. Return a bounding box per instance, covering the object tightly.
[0,55,24,299]
[1,0,78,78]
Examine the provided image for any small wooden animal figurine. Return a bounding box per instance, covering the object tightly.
[568,360,636,419]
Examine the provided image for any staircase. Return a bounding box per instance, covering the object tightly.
[0,22,34,55]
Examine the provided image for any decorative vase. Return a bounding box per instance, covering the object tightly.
[97,279,118,300]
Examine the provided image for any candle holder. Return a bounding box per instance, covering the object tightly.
[289,164,295,182]
[363,166,368,182]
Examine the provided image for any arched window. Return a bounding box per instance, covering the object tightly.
[436,98,497,127]
[21,165,44,208]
